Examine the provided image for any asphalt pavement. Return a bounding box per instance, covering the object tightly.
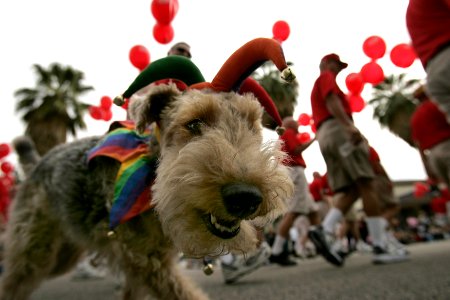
[29,239,450,300]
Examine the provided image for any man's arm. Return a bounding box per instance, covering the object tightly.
[292,137,316,155]
[325,93,363,145]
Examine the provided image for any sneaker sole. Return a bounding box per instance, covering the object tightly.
[223,251,271,284]
[308,231,344,267]
[372,255,410,265]
[223,261,266,284]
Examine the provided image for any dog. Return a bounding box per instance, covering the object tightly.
[0,38,295,300]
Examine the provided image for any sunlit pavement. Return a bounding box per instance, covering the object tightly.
[30,239,450,300]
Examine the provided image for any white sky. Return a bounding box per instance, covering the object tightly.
[0,0,427,182]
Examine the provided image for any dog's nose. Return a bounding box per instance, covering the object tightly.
[221,183,262,218]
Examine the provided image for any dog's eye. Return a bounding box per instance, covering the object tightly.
[185,119,204,135]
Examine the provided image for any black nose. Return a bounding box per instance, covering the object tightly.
[221,183,263,218]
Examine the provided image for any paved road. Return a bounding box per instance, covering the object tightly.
[30,240,450,300]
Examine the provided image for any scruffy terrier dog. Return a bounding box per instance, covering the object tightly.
[0,38,294,300]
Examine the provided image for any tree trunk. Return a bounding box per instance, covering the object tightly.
[26,117,67,156]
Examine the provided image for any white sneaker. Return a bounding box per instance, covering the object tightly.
[355,240,373,253]
[221,243,271,284]
[372,245,410,265]
[308,226,344,266]
[386,232,409,255]
[71,260,106,280]
[331,238,349,254]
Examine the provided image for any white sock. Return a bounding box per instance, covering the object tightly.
[322,208,343,234]
[271,235,286,256]
[365,217,386,248]
[220,253,234,264]
[380,217,388,230]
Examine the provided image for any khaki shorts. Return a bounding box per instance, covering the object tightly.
[426,45,450,121]
[316,119,375,192]
[427,139,450,187]
[287,166,318,214]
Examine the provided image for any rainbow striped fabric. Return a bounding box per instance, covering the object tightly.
[87,120,158,229]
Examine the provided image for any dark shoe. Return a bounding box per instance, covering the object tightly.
[308,226,344,267]
[269,252,297,266]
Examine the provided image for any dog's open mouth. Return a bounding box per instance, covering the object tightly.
[203,213,240,239]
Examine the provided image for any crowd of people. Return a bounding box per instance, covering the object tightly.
[174,22,449,282]
[1,0,449,289]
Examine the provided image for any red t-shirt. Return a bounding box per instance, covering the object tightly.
[430,194,449,214]
[309,177,324,201]
[410,100,450,150]
[406,0,450,68]
[310,70,352,128]
[368,146,380,163]
[280,128,307,167]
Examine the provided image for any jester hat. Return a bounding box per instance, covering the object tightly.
[114,38,295,131]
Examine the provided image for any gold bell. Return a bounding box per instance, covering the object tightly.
[281,67,296,83]
[202,263,214,276]
[113,95,125,106]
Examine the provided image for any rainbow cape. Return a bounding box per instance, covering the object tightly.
[87,120,158,229]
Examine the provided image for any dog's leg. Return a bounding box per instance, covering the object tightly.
[119,255,209,300]
[0,188,81,300]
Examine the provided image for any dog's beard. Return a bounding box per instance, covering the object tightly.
[157,208,258,258]
[152,128,292,257]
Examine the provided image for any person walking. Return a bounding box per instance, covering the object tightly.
[269,116,320,266]
[411,85,450,189]
[167,42,192,58]
[309,171,332,220]
[406,0,450,123]
[307,53,409,266]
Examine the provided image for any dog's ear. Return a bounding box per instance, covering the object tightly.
[128,83,181,133]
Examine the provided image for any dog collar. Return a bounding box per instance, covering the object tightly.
[87,120,158,230]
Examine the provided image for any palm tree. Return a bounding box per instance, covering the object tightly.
[252,62,299,130]
[14,63,94,156]
[368,73,422,147]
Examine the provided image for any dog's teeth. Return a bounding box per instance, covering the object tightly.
[209,214,239,233]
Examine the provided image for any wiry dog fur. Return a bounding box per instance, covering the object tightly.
[0,83,293,300]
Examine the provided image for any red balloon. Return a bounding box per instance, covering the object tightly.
[390,43,417,68]
[362,36,386,60]
[89,106,102,120]
[153,23,174,45]
[414,182,429,198]
[0,182,7,196]
[0,174,14,190]
[129,45,150,71]
[272,20,290,42]
[100,96,112,110]
[0,144,10,159]
[297,113,312,126]
[151,0,179,25]
[348,94,366,113]
[345,73,364,94]
[0,162,13,174]
[101,109,113,121]
[297,132,311,143]
[360,61,384,85]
